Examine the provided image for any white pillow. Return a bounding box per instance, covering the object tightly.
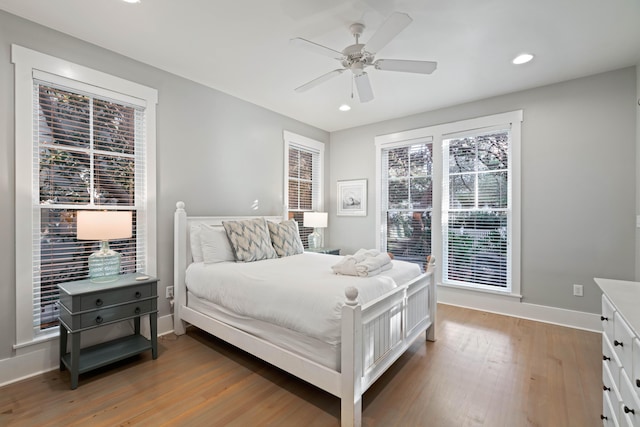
[200,226,235,263]
[189,224,204,262]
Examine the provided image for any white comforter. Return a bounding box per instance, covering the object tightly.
[185,252,421,345]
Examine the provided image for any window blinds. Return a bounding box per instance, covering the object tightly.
[32,80,147,329]
[380,141,433,268]
[442,128,511,289]
[287,143,320,247]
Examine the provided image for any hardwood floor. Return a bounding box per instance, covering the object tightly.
[0,304,602,426]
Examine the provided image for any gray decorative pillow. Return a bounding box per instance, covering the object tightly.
[268,220,304,257]
[222,218,277,262]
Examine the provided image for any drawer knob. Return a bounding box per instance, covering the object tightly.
[135,291,142,299]
[95,298,103,307]
[614,340,623,347]
[600,414,608,420]
[624,406,635,415]
[603,355,611,361]
[601,315,608,321]
[95,316,104,324]
[603,385,611,392]
[134,307,141,315]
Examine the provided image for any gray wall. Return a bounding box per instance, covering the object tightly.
[328,67,637,314]
[0,10,328,362]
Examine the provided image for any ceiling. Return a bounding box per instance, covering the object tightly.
[1,0,639,132]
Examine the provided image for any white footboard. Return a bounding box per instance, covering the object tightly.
[340,268,434,427]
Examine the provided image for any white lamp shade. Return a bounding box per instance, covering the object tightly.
[77,211,132,241]
[303,212,328,228]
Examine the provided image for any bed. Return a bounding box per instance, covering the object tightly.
[173,202,436,426]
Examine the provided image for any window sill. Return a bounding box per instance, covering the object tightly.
[13,329,59,351]
[438,281,522,301]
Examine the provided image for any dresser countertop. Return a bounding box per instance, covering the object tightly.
[595,277,640,335]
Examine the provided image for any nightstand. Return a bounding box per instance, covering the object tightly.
[306,247,340,255]
[58,273,158,389]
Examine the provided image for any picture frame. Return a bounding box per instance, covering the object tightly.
[337,179,367,216]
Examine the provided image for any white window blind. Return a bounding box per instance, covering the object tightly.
[32,79,147,330]
[283,131,324,248]
[442,127,511,289]
[380,140,433,268]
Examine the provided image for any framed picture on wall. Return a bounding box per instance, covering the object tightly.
[337,179,367,216]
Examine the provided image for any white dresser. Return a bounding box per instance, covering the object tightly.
[595,278,640,426]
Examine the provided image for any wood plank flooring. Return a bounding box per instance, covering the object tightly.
[0,304,602,426]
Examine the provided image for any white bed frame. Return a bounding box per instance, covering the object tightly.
[173,202,436,426]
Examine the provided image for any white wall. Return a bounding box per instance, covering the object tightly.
[636,63,640,280]
[329,68,637,315]
[0,10,328,376]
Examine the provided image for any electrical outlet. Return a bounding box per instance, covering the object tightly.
[166,286,174,299]
[573,284,583,297]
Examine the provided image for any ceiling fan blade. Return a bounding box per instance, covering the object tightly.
[354,72,374,103]
[290,37,343,60]
[374,59,438,74]
[295,69,345,93]
[364,12,412,54]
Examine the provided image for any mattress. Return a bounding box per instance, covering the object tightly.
[185,252,422,347]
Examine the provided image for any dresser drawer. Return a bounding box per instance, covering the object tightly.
[604,335,623,392]
[620,373,640,427]
[634,338,640,402]
[615,311,635,372]
[604,390,619,426]
[80,284,153,311]
[603,295,617,343]
[605,360,623,423]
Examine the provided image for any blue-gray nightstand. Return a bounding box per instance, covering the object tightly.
[58,273,158,389]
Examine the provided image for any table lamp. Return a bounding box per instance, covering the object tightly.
[77,210,132,282]
[303,212,327,249]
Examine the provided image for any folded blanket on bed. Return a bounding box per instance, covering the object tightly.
[331,249,392,277]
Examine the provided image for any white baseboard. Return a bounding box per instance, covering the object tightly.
[437,285,602,332]
[0,314,174,388]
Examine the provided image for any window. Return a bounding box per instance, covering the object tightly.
[443,127,511,290]
[376,111,522,296]
[379,139,433,268]
[283,131,324,247]
[12,45,158,347]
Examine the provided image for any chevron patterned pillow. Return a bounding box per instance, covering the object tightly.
[222,218,277,262]
[268,220,304,257]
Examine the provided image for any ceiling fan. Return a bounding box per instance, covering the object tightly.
[290,12,437,103]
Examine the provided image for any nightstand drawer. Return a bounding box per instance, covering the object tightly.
[79,300,153,328]
[79,284,152,311]
[60,299,154,330]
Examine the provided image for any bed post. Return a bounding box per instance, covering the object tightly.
[425,256,437,342]
[341,286,363,427]
[173,201,188,335]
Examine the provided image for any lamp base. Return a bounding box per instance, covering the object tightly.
[308,230,322,249]
[88,241,121,283]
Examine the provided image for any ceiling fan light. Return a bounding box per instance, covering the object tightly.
[512,53,534,65]
[339,104,351,111]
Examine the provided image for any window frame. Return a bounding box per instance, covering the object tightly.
[283,131,324,246]
[376,110,522,298]
[12,45,158,348]
[377,137,434,267]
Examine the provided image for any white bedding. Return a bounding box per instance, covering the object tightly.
[185,252,421,346]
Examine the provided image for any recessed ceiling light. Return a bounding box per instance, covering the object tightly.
[339,104,351,112]
[122,0,141,3]
[512,53,534,65]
